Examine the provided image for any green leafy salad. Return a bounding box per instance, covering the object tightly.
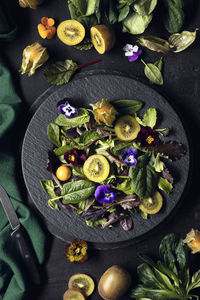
[40,98,186,231]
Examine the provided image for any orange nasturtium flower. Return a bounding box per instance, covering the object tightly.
[183,229,200,254]
[66,239,88,263]
[38,17,56,39]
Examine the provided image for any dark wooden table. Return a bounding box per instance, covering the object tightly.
[1,0,200,299]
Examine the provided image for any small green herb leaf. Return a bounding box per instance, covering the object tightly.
[74,38,93,50]
[79,130,101,144]
[54,145,72,156]
[154,57,163,72]
[143,107,157,128]
[55,108,90,129]
[114,179,134,195]
[40,180,56,199]
[154,154,164,172]
[158,177,173,194]
[142,59,164,85]
[112,99,143,115]
[47,123,61,147]
[129,152,159,198]
[61,180,96,204]
[188,269,200,292]
[43,59,78,85]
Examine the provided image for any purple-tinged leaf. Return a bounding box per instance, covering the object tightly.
[162,167,174,184]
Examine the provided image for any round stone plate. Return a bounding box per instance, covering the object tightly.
[22,74,190,245]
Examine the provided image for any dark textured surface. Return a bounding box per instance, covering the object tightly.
[1,0,200,299]
[22,74,190,244]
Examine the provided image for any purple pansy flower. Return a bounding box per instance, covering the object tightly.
[64,149,87,167]
[123,44,142,62]
[122,148,137,166]
[58,101,78,118]
[95,185,115,204]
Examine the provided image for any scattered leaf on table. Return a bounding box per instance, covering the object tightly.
[43,59,78,85]
[154,57,163,72]
[169,29,197,53]
[141,59,164,85]
[123,12,152,35]
[133,0,158,16]
[163,0,184,33]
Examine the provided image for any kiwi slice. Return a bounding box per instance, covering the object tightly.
[83,154,110,183]
[90,25,116,54]
[114,115,140,141]
[139,191,163,214]
[68,273,95,297]
[57,20,85,46]
[63,288,85,300]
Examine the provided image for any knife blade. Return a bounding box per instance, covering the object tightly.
[0,185,41,285]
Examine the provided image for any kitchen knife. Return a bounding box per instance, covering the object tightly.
[0,184,41,285]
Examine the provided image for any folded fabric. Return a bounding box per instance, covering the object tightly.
[0,57,46,300]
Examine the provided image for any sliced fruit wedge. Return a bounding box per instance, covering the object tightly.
[83,154,110,183]
[63,288,85,300]
[114,115,140,141]
[68,273,95,297]
[90,25,116,54]
[57,20,85,46]
[139,191,163,214]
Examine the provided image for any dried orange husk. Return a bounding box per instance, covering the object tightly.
[168,29,198,53]
[20,42,49,76]
[138,36,171,54]
[19,0,44,9]
[90,98,118,126]
[183,228,200,254]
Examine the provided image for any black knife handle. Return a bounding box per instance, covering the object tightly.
[11,226,41,285]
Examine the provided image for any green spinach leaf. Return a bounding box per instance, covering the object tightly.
[133,0,157,16]
[142,59,164,85]
[163,0,184,34]
[114,179,134,195]
[79,130,101,144]
[47,123,61,147]
[123,12,152,35]
[55,108,90,129]
[40,180,56,199]
[112,99,143,115]
[61,180,96,204]
[158,177,173,194]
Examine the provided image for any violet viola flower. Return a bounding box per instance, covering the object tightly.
[122,148,137,166]
[58,101,78,118]
[95,185,115,204]
[64,149,87,167]
[123,44,142,62]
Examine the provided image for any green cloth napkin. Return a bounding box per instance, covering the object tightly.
[0,4,46,299]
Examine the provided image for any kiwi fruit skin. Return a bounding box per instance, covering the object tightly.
[83,154,110,183]
[90,25,116,54]
[68,273,95,297]
[139,191,163,214]
[98,265,131,300]
[57,20,85,46]
[114,115,141,142]
[63,288,85,300]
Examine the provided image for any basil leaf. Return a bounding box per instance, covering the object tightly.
[118,4,130,22]
[47,123,61,147]
[74,38,93,50]
[142,59,164,85]
[79,130,101,144]
[169,29,197,53]
[158,177,173,194]
[163,0,184,34]
[133,0,157,16]
[143,107,157,128]
[40,180,56,199]
[138,36,171,54]
[154,57,163,72]
[43,59,78,86]
[129,152,159,198]
[112,99,143,115]
[55,108,90,129]
[61,180,96,204]
[123,12,152,35]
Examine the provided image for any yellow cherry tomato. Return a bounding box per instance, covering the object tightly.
[56,165,71,181]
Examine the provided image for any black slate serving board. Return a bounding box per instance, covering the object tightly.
[22,74,190,246]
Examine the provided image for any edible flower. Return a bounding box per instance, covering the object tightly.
[137,126,160,147]
[38,17,56,39]
[122,148,137,166]
[64,149,87,167]
[58,101,78,118]
[90,98,118,127]
[123,44,142,62]
[95,185,115,204]
[20,42,49,76]
[183,229,200,254]
[66,238,88,263]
